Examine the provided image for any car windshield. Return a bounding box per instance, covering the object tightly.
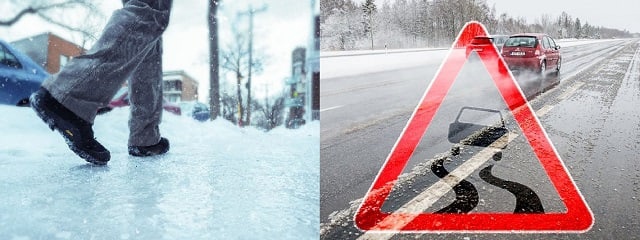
[504,36,537,47]
[492,36,508,45]
[194,103,207,111]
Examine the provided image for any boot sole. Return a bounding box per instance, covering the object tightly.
[129,141,169,157]
[30,94,109,165]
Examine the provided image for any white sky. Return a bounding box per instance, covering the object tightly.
[355,0,640,33]
[0,0,314,102]
[486,0,640,33]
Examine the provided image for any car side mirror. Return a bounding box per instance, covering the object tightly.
[555,45,561,50]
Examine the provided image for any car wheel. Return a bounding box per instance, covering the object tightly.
[555,58,561,75]
[16,98,29,107]
[539,60,546,78]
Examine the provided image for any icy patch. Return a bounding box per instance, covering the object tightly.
[0,106,318,239]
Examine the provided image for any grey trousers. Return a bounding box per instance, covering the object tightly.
[42,0,172,147]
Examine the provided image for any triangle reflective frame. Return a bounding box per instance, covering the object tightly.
[354,21,593,233]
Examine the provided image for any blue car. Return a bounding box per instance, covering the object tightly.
[179,101,210,122]
[0,40,49,106]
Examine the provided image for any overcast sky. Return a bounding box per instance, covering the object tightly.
[353,0,640,33]
[0,0,314,102]
[486,0,640,33]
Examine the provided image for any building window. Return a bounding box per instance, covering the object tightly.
[163,79,183,92]
[59,55,69,68]
[167,95,181,103]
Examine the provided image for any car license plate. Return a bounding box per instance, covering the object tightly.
[510,51,525,56]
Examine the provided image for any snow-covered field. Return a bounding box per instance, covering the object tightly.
[0,105,319,239]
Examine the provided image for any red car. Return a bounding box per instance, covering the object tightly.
[465,36,493,57]
[465,35,509,57]
[97,87,181,115]
[501,33,561,76]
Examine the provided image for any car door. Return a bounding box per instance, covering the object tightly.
[0,43,24,104]
[543,36,559,68]
[0,42,47,105]
[547,36,560,67]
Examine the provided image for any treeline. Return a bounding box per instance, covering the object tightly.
[320,0,634,50]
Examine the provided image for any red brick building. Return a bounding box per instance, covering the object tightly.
[162,70,199,103]
[11,32,86,74]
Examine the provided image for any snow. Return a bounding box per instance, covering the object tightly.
[0,105,319,239]
[321,39,625,79]
[320,47,448,58]
[555,38,623,47]
[321,50,450,79]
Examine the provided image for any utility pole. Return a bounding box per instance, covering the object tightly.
[306,0,320,121]
[242,4,267,126]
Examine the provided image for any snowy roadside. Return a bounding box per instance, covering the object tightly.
[321,38,623,58]
[320,39,626,80]
[0,105,319,239]
[320,47,448,58]
[555,38,623,47]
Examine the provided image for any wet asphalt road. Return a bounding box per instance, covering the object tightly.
[320,39,640,239]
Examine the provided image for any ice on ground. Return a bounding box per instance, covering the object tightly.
[0,105,319,239]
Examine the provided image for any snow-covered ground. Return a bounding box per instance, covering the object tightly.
[321,50,451,79]
[555,38,622,47]
[0,105,319,239]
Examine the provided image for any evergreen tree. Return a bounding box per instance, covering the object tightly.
[362,0,377,50]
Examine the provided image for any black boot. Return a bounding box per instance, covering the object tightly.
[128,137,170,157]
[30,88,110,165]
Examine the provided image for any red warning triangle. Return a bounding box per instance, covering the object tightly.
[354,21,593,233]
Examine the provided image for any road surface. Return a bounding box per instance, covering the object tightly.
[320,39,640,239]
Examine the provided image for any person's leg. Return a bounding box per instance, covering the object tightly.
[42,0,172,124]
[127,39,164,147]
[32,0,172,164]
[121,0,167,150]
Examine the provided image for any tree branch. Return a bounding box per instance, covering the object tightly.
[0,7,37,26]
[1,1,82,26]
[36,12,97,40]
[1,0,102,41]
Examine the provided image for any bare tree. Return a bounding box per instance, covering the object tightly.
[536,14,557,38]
[250,95,285,131]
[1,0,104,42]
[220,19,266,127]
[221,91,238,123]
[222,28,248,127]
[262,95,285,130]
